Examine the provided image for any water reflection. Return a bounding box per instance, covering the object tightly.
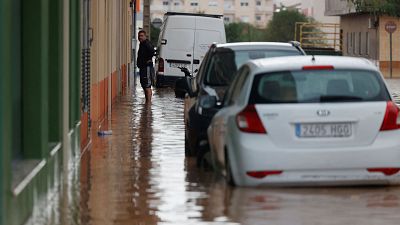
[200,185,400,225]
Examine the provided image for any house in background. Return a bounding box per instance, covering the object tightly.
[150,0,274,28]
[274,0,339,24]
[326,0,400,78]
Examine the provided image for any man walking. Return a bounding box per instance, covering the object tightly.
[137,30,155,102]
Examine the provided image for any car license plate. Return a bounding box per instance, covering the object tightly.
[295,123,352,138]
[170,62,190,68]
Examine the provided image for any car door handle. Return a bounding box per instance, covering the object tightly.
[187,54,192,57]
[193,59,200,64]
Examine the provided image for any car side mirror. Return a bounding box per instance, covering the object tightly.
[198,95,218,109]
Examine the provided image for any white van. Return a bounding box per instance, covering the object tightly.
[154,12,226,87]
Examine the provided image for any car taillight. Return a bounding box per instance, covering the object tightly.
[247,171,283,179]
[236,105,267,134]
[380,101,400,131]
[367,168,400,176]
[158,58,164,73]
[302,65,334,70]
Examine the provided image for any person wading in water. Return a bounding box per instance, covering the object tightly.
[137,30,155,102]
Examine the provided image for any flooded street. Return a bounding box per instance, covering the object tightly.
[37,77,400,225]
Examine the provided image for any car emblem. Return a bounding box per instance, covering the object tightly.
[317,109,330,117]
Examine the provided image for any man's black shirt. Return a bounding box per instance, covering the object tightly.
[137,39,155,69]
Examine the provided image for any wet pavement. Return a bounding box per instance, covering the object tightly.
[386,79,400,104]
[79,77,400,225]
[31,77,400,225]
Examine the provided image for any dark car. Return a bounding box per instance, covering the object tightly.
[180,42,306,165]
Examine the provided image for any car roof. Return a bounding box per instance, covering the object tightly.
[215,42,298,51]
[246,56,379,75]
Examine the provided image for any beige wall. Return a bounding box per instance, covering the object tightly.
[91,0,131,83]
[379,16,400,62]
[379,16,400,78]
[90,0,132,122]
[341,14,379,62]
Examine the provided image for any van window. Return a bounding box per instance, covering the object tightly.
[167,29,194,51]
[249,70,391,104]
[205,48,302,86]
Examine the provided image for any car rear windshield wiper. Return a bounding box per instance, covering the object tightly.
[320,95,363,102]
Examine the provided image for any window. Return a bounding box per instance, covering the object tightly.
[256,1,261,6]
[224,17,230,23]
[366,32,370,55]
[208,1,218,6]
[240,1,249,7]
[249,70,390,104]
[241,16,249,23]
[225,66,250,106]
[346,32,349,54]
[352,32,356,54]
[359,32,362,55]
[190,2,198,6]
[205,48,302,86]
[174,2,180,6]
[163,1,169,6]
[256,15,261,21]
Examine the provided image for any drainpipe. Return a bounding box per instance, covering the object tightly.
[131,0,137,85]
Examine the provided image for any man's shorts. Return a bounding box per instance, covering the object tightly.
[139,64,154,89]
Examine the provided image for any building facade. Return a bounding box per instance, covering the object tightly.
[274,0,340,24]
[326,0,400,78]
[150,0,274,28]
[0,0,132,225]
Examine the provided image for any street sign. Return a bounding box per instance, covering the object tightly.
[385,21,397,33]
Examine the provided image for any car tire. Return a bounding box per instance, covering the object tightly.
[209,148,218,172]
[196,144,211,169]
[154,75,162,88]
[175,89,186,98]
[184,126,195,157]
[185,130,190,157]
[225,149,236,187]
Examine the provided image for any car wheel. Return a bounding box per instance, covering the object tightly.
[196,144,211,169]
[225,149,236,186]
[184,129,191,157]
[209,148,218,172]
[175,89,185,98]
[185,125,196,157]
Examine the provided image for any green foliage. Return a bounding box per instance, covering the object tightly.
[225,22,265,42]
[264,10,309,42]
[150,24,160,46]
[351,0,400,17]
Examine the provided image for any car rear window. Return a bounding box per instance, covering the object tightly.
[249,70,391,104]
[205,48,302,86]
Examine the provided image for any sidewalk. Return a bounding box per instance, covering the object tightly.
[385,79,400,104]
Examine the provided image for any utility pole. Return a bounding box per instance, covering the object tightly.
[143,0,150,36]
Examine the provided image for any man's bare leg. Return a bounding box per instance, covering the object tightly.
[145,88,152,102]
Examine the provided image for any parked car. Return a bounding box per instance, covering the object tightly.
[154,12,226,87]
[208,55,400,187]
[180,42,306,165]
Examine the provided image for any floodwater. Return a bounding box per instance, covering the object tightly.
[29,77,400,225]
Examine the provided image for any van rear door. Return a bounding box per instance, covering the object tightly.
[193,17,225,73]
[163,16,195,77]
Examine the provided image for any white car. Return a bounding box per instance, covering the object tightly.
[207,56,400,187]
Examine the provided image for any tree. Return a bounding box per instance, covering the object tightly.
[351,0,400,17]
[150,24,160,46]
[264,10,309,42]
[225,22,265,42]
